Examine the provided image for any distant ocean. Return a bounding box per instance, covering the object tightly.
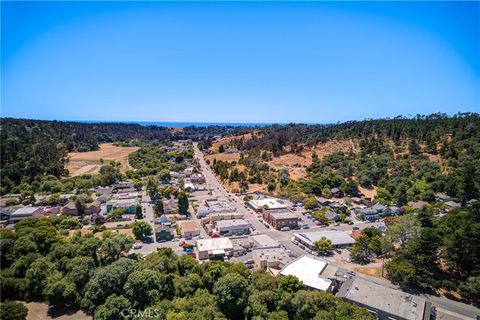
[78,120,278,128]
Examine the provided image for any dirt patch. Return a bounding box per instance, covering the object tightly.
[66,143,140,176]
[204,153,241,163]
[20,301,91,320]
[358,185,377,199]
[354,265,385,279]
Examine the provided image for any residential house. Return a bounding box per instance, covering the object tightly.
[106,199,139,214]
[178,220,200,239]
[330,188,344,198]
[155,225,173,242]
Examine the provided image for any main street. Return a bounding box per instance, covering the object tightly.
[193,142,480,320]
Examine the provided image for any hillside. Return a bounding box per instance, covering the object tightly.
[206,113,480,204]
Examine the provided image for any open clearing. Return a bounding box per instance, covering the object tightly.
[209,133,256,152]
[66,143,140,177]
[21,302,91,320]
[204,152,241,163]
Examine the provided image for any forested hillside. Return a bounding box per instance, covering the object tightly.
[0,119,171,193]
[210,113,480,204]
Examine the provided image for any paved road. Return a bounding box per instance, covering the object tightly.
[193,143,480,320]
[141,189,156,242]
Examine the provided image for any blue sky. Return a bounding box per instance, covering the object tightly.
[1,1,479,123]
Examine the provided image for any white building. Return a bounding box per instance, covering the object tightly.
[248,198,287,212]
[280,256,336,292]
[196,237,234,260]
[216,219,250,235]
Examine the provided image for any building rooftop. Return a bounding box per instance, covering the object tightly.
[216,219,249,228]
[196,237,233,252]
[249,198,287,210]
[268,208,297,219]
[253,247,290,265]
[280,256,333,291]
[294,230,355,246]
[12,206,42,216]
[179,220,199,233]
[250,234,279,249]
[337,278,429,320]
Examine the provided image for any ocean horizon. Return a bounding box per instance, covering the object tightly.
[75,120,288,128]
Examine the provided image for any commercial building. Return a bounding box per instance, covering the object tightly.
[294,230,355,249]
[196,237,234,260]
[262,208,298,230]
[252,247,291,270]
[337,277,432,320]
[178,220,200,239]
[250,234,280,249]
[280,256,336,292]
[248,198,287,212]
[216,219,250,235]
[62,200,101,216]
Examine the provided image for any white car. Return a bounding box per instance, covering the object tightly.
[133,243,143,250]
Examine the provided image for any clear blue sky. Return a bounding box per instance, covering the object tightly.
[1,1,479,123]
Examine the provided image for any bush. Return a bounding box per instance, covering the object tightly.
[0,301,28,320]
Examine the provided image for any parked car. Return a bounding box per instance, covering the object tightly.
[302,224,309,229]
[133,243,143,250]
[280,227,290,231]
[244,259,254,264]
[315,221,321,226]
[352,226,360,230]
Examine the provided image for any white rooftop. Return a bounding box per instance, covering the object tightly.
[249,198,287,210]
[280,256,333,291]
[294,230,355,246]
[196,237,233,252]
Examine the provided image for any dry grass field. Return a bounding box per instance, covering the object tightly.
[66,143,140,177]
[204,152,241,163]
[209,133,255,152]
[21,302,91,320]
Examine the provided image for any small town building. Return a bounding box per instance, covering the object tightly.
[95,186,113,196]
[248,198,288,212]
[316,197,332,206]
[262,208,298,230]
[196,237,234,260]
[9,207,44,223]
[294,230,355,249]
[280,256,336,292]
[216,219,250,235]
[337,277,432,320]
[178,220,200,239]
[330,188,344,198]
[250,234,280,249]
[444,201,461,209]
[106,199,139,214]
[155,225,173,242]
[407,201,429,210]
[253,247,291,270]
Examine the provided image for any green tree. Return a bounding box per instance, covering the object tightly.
[154,199,164,216]
[124,270,163,309]
[0,301,28,320]
[350,235,372,264]
[146,176,158,199]
[94,294,132,320]
[314,237,333,255]
[213,273,249,320]
[177,192,189,215]
[98,232,134,262]
[304,197,319,210]
[131,221,153,240]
